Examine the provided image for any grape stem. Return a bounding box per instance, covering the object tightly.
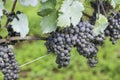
[2,0,6,5]
[97,0,100,19]
[4,0,17,28]
[83,12,91,18]
[99,0,107,17]
[0,36,48,43]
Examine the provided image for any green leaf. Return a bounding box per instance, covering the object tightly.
[57,0,84,27]
[0,27,8,38]
[94,14,109,36]
[57,13,70,27]
[69,1,84,26]
[111,0,120,8]
[40,11,57,33]
[83,0,94,16]
[115,4,120,11]
[111,0,116,8]
[0,0,4,16]
[38,0,56,16]
[41,0,48,3]
[11,13,29,37]
[19,0,38,7]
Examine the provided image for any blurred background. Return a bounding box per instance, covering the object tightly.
[0,1,120,80]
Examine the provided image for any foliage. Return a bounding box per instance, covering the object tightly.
[57,0,84,27]
[19,0,39,7]
[0,0,4,17]
[94,14,109,36]
[111,0,120,8]
[40,11,57,33]
[0,0,120,35]
[0,0,120,80]
[11,13,29,37]
[0,27,8,38]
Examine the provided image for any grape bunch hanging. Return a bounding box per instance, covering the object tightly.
[0,45,20,80]
[105,12,120,44]
[0,12,20,79]
[45,11,120,68]
[0,24,20,80]
[46,21,98,68]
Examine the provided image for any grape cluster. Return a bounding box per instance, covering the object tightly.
[7,25,20,37]
[46,32,72,68]
[46,22,101,68]
[104,12,120,44]
[7,25,20,45]
[87,56,98,67]
[75,22,98,67]
[0,45,20,80]
[94,34,106,45]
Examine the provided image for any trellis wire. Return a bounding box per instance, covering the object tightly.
[20,54,50,67]
[0,54,50,78]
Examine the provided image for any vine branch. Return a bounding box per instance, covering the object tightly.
[4,0,18,27]
[97,0,100,18]
[0,36,48,44]
[11,0,17,13]
[83,12,91,18]
[99,0,107,17]
[2,0,6,5]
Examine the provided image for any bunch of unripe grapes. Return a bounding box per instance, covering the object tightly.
[0,44,20,80]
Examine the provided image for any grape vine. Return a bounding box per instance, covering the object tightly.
[0,0,120,80]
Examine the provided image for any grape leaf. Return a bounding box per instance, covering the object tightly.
[94,14,109,36]
[111,0,120,8]
[0,0,4,17]
[111,0,116,8]
[11,13,29,37]
[38,0,55,16]
[40,12,57,33]
[41,0,48,3]
[0,27,8,38]
[19,0,38,7]
[69,1,84,26]
[57,0,84,27]
[0,16,2,21]
[57,13,70,27]
[83,0,94,16]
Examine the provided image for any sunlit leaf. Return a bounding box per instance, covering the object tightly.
[40,12,57,33]
[57,0,84,27]
[19,0,38,7]
[111,0,120,8]
[11,13,29,37]
[0,0,4,17]
[94,14,109,36]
